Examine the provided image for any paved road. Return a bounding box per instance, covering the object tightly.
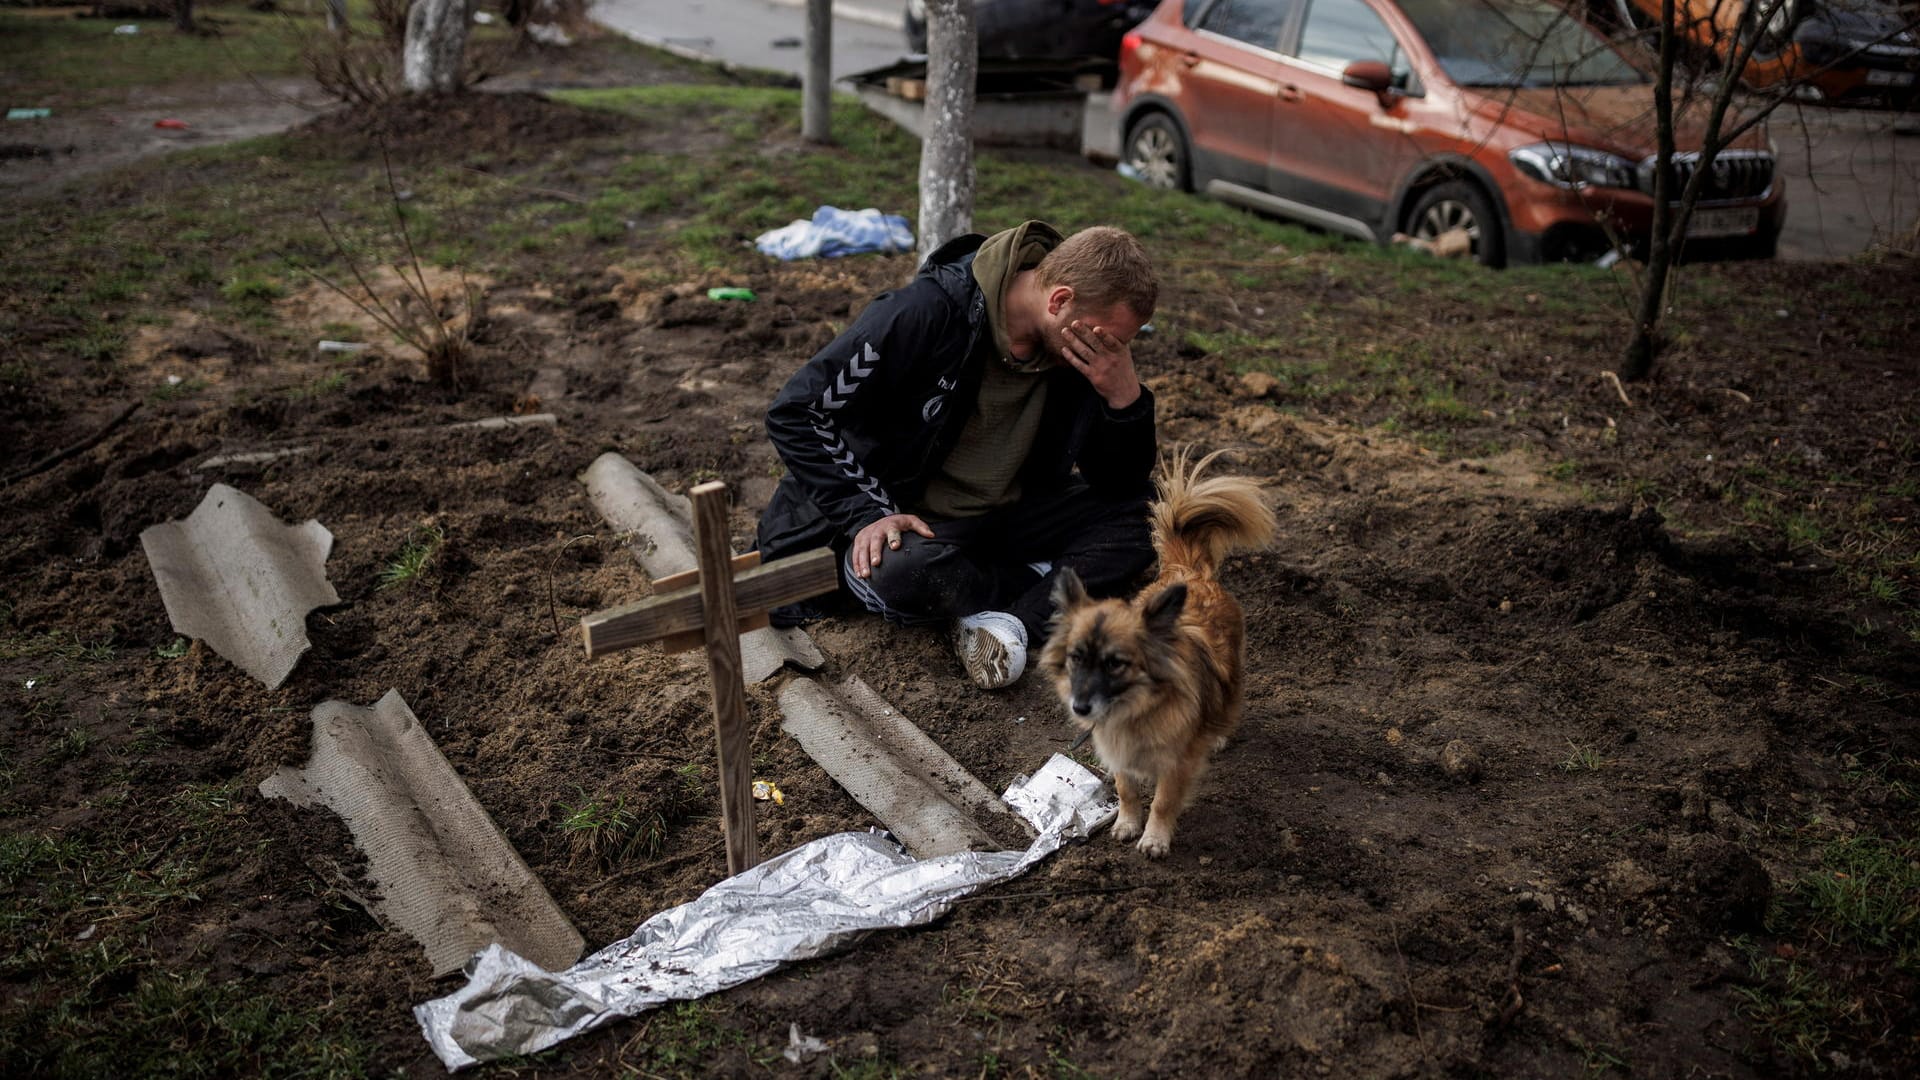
[592,0,912,83]
[1770,104,1920,260]
[592,0,1917,260]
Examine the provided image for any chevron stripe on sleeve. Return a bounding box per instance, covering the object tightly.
[805,342,896,515]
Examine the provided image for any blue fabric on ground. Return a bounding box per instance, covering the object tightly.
[754,206,915,260]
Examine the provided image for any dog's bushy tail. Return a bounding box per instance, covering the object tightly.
[1151,446,1276,577]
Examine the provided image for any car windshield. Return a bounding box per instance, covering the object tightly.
[1396,0,1647,87]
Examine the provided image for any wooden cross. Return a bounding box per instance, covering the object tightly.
[580,481,838,875]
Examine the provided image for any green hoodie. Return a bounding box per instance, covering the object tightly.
[920,221,1061,518]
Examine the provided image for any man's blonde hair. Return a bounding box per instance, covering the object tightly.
[1034,226,1158,321]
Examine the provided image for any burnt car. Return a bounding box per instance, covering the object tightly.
[1595,0,1919,105]
[905,0,1158,60]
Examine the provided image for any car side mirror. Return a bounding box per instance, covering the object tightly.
[1341,60,1397,104]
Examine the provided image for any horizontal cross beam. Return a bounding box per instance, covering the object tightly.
[580,547,838,659]
[654,552,766,653]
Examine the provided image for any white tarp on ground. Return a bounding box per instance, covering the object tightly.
[261,690,586,978]
[139,483,339,689]
[414,753,1115,1070]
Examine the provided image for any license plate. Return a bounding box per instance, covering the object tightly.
[1687,207,1759,238]
[1865,70,1916,87]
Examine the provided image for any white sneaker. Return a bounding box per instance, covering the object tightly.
[952,611,1027,689]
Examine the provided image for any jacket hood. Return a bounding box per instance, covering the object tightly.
[973,220,1064,375]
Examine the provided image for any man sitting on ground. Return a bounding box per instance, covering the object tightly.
[755,221,1160,689]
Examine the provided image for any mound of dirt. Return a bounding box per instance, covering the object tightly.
[295,90,635,161]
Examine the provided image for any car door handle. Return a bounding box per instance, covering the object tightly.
[1279,84,1302,103]
[1181,51,1200,68]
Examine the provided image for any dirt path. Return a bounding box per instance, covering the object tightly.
[0,76,333,199]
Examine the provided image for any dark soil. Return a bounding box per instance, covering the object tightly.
[4,56,1918,1080]
[297,91,636,162]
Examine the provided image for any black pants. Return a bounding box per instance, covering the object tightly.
[842,480,1153,645]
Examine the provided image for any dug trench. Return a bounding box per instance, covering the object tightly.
[2,93,1916,1077]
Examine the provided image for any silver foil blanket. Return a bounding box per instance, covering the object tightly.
[414,754,1115,1070]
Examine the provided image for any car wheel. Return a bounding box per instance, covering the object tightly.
[1125,113,1189,193]
[1408,180,1506,268]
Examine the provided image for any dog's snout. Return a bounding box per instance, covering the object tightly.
[1071,697,1092,717]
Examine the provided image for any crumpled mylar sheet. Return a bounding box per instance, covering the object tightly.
[415,753,1115,1070]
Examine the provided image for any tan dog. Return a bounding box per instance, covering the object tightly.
[1039,449,1275,856]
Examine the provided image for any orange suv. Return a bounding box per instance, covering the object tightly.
[1113,0,1788,265]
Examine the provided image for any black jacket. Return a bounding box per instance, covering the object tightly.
[755,233,1157,560]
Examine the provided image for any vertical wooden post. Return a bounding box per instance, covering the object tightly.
[690,481,759,874]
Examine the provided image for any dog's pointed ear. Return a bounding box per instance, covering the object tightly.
[1050,566,1089,613]
[1142,582,1187,638]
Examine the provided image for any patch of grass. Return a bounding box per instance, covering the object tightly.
[640,1000,758,1073]
[377,523,443,590]
[1412,384,1481,423]
[1772,836,1920,972]
[674,761,708,796]
[0,629,116,664]
[57,324,125,365]
[554,83,1325,273]
[1863,574,1902,604]
[1782,513,1826,549]
[1840,754,1918,807]
[1734,947,1862,1069]
[84,270,143,305]
[153,637,190,660]
[1572,1037,1629,1073]
[290,370,350,399]
[0,356,40,388]
[0,8,316,109]
[1558,741,1607,773]
[173,781,246,829]
[219,271,285,306]
[148,376,207,402]
[558,791,662,868]
[0,832,87,887]
[943,981,1002,1024]
[45,727,93,764]
[0,966,374,1078]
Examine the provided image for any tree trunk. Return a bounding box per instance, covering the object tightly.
[917,0,977,262]
[1623,0,1783,378]
[173,0,194,33]
[326,0,349,36]
[404,0,474,94]
[803,0,832,143]
[1623,0,1681,379]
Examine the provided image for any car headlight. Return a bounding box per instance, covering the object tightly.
[1509,143,1637,191]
